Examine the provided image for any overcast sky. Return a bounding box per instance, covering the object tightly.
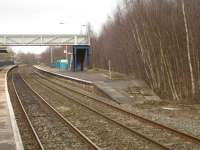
[0,0,119,54]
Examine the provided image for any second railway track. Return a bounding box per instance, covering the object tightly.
[28,66,200,150]
[20,67,166,150]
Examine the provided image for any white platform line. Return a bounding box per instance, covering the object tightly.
[5,66,24,150]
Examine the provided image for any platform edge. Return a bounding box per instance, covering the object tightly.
[5,65,24,150]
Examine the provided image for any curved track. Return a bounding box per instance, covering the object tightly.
[11,69,100,150]
[21,67,167,150]
[8,70,44,150]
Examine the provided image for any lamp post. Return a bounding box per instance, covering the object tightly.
[81,24,90,45]
[49,22,68,67]
[59,22,70,70]
[80,24,86,35]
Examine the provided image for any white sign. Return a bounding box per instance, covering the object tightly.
[64,49,67,53]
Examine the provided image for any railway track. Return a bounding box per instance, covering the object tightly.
[29,67,200,150]
[11,69,100,150]
[20,67,166,150]
[8,70,43,150]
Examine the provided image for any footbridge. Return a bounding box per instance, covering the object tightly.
[0,33,91,72]
[0,34,90,46]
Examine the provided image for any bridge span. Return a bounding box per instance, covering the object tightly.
[0,34,90,46]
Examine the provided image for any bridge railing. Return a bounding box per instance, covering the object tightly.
[0,34,90,46]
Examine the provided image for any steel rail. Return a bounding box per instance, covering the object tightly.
[34,70,200,145]
[35,72,200,144]
[18,74,101,150]
[11,71,45,150]
[30,73,170,150]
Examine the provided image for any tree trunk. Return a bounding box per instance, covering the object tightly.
[182,0,195,96]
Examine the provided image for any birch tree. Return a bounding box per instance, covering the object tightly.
[81,0,200,102]
[181,0,195,96]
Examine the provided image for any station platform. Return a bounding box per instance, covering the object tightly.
[34,65,160,104]
[0,66,24,150]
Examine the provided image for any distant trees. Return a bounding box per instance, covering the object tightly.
[0,48,14,61]
[15,52,37,65]
[39,46,65,65]
[92,0,200,102]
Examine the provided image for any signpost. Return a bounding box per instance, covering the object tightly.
[64,49,67,54]
[64,46,72,70]
[64,47,68,70]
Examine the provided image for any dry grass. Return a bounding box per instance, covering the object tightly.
[136,100,170,109]
[88,68,130,80]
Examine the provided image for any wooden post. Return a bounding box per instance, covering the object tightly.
[108,59,112,80]
[50,47,53,65]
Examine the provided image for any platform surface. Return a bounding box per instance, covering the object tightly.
[35,65,160,104]
[0,66,24,150]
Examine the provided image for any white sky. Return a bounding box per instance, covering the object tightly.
[0,0,119,54]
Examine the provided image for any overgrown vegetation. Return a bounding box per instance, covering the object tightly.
[88,67,128,80]
[91,0,200,102]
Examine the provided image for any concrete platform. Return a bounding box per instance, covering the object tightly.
[35,65,161,104]
[0,66,24,150]
[35,65,132,104]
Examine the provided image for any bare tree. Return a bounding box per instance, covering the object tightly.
[91,0,200,102]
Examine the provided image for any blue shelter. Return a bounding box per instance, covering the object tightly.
[71,45,90,72]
